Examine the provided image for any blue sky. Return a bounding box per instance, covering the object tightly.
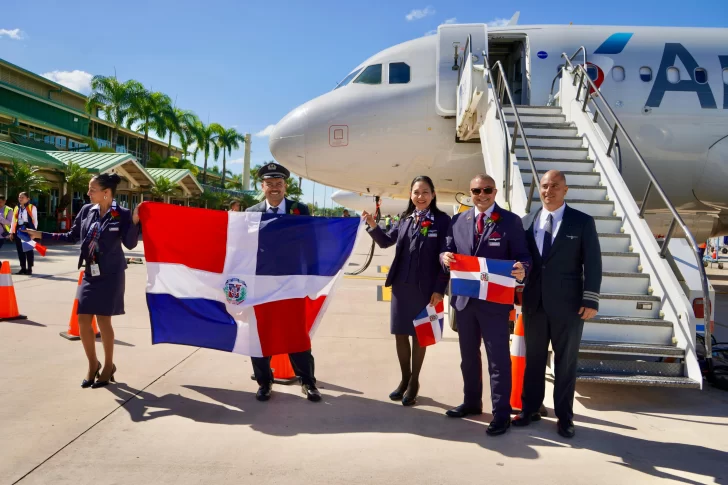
[2,0,727,206]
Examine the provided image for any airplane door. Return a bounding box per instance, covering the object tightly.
[436,23,487,116]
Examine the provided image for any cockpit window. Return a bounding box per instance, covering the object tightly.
[389,62,411,84]
[354,64,382,85]
[335,68,364,89]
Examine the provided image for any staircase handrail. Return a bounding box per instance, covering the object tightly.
[481,52,512,205]
[485,55,541,213]
[549,46,588,98]
[561,53,713,375]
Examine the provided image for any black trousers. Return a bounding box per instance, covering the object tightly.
[251,350,316,387]
[521,307,584,422]
[456,299,512,421]
[14,234,34,271]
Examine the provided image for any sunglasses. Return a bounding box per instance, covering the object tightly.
[470,187,495,195]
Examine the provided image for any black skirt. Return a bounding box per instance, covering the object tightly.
[77,271,126,316]
[390,282,429,337]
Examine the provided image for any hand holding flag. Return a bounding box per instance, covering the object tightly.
[17,229,47,256]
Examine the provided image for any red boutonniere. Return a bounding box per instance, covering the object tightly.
[420,219,433,236]
[291,202,301,215]
[110,210,120,220]
[486,212,500,225]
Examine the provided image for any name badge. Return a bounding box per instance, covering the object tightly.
[428,233,437,238]
[90,263,101,277]
[109,227,119,232]
[488,241,501,246]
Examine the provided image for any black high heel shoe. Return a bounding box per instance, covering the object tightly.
[82,361,101,388]
[389,379,409,401]
[91,364,116,388]
[402,381,419,407]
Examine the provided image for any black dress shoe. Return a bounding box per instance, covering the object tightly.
[486,418,511,436]
[302,384,322,402]
[256,383,272,401]
[15,269,27,275]
[512,411,542,427]
[539,404,548,417]
[445,404,483,418]
[81,361,101,389]
[557,419,575,438]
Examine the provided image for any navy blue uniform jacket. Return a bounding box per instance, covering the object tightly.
[442,204,531,310]
[43,204,139,273]
[368,211,451,296]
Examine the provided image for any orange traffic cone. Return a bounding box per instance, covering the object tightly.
[59,270,100,340]
[270,354,300,384]
[0,261,27,321]
[510,314,526,411]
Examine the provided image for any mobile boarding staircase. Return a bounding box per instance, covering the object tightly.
[455,39,714,389]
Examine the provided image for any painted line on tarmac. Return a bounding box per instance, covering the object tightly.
[12,347,202,485]
[377,285,392,302]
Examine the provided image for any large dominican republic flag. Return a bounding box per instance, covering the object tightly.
[412,302,445,346]
[139,203,360,357]
[450,255,516,305]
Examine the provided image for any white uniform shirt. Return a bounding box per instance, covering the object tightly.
[11,204,38,233]
[535,203,566,256]
[265,199,286,214]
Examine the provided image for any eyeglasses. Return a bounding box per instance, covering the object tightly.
[470,187,494,195]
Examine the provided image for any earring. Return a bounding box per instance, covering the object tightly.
[104,196,108,200]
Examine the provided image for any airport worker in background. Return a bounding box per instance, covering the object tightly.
[0,196,12,250]
[8,192,39,275]
[440,173,530,437]
[513,170,602,438]
[362,175,451,406]
[26,174,141,389]
[245,161,322,403]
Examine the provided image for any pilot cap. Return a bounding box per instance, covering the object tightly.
[259,162,290,179]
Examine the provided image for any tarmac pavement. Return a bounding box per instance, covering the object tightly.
[1,233,727,485]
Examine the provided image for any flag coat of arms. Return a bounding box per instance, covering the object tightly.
[139,203,360,357]
[450,255,516,305]
[412,301,445,346]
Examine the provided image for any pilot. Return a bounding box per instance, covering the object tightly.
[245,162,320,402]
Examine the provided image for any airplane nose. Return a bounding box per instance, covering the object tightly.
[269,107,307,176]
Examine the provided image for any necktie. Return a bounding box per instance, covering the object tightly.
[542,214,553,259]
[270,206,279,214]
[474,212,485,248]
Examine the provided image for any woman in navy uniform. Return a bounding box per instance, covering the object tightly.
[362,175,450,406]
[27,173,141,389]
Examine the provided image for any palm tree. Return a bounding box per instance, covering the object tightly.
[147,153,199,176]
[126,90,171,165]
[80,137,117,153]
[213,127,246,189]
[86,75,144,150]
[57,161,92,219]
[6,160,50,200]
[226,173,243,190]
[190,121,223,185]
[156,107,197,159]
[250,164,262,190]
[150,176,176,202]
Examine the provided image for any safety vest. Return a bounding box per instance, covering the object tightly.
[1,205,11,233]
[12,203,36,232]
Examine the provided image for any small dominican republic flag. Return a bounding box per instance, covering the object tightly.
[17,230,47,256]
[140,203,360,357]
[412,301,445,346]
[450,255,516,305]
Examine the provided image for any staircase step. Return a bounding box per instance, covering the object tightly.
[599,233,631,252]
[527,185,606,201]
[593,216,623,233]
[577,358,684,378]
[599,292,661,318]
[508,123,577,138]
[584,316,674,345]
[523,159,594,172]
[513,135,584,148]
[580,341,683,357]
[529,199,614,217]
[506,113,566,123]
[504,105,563,115]
[521,169,600,186]
[602,252,640,272]
[576,374,700,388]
[601,271,648,294]
[516,146,588,160]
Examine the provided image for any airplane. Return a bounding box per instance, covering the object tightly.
[269,18,728,241]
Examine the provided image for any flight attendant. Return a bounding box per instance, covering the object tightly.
[362,175,451,406]
[26,173,141,389]
[8,192,38,275]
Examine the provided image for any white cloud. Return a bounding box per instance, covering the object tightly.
[41,70,93,94]
[228,157,246,165]
[255,124,276,137]
[444,17,457,24]
[406,6,435,21]
[0,28,24,40]
[487,18,510,27]
[424,29,437,36]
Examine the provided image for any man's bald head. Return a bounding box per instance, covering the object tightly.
[469,173,497,212]
[539,170,569,211]
[472,173,496,187]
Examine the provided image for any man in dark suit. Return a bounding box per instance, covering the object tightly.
[245,162,320,402]
[441,174,531,436]
[513,170,602,438]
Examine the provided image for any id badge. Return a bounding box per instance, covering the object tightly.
[90,263,101,277]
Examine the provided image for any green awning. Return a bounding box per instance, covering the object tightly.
[147,168,203,195]
[0,141,66,170]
